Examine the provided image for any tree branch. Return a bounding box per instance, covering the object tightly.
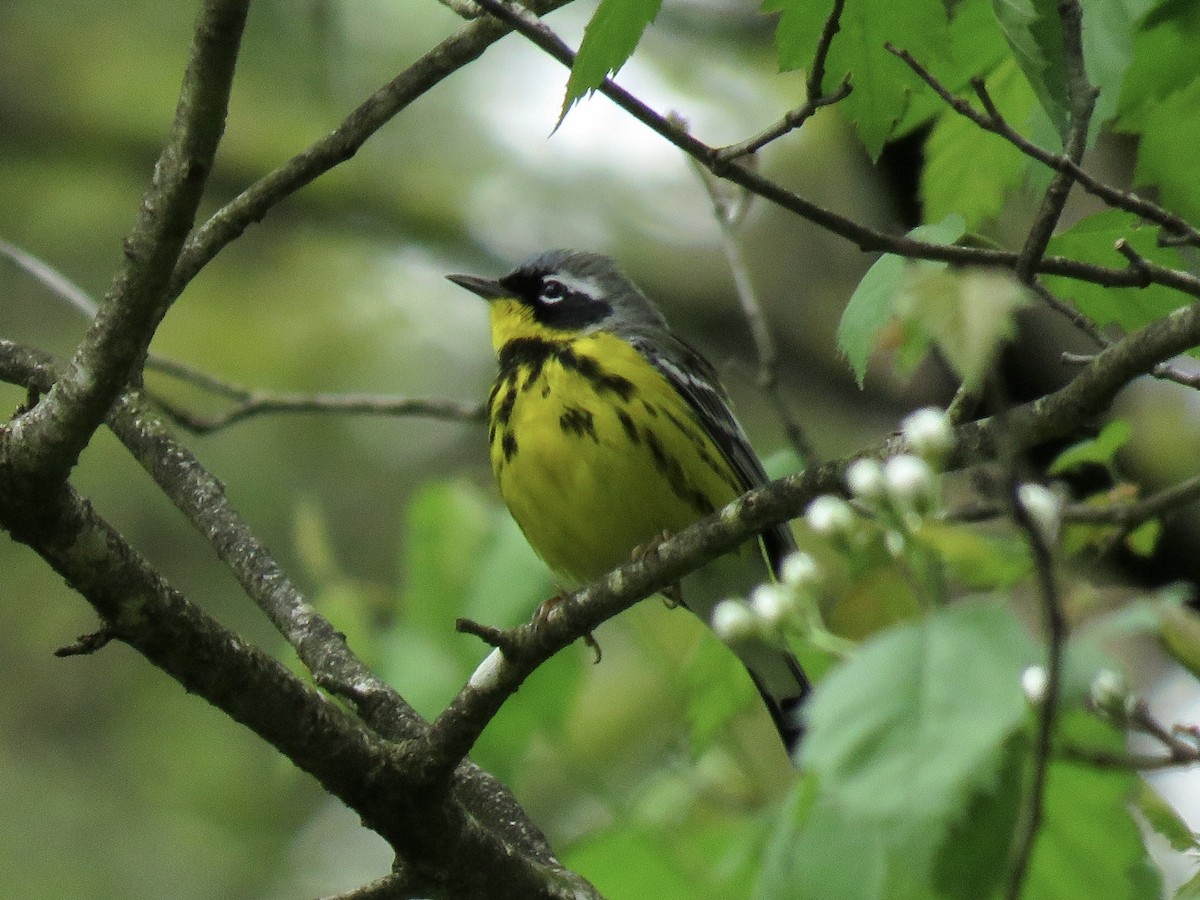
[468,0,1200,300]
[886,38,1200,249]
[3,0,248,488]
[716,0,851,161]
[1013,0,1097,282]
[691,164,818,463]
[0,337,597,899]
[166,0,574,301]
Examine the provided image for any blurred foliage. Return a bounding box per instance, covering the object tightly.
[5,0,1200,897]
[0,1,885,895]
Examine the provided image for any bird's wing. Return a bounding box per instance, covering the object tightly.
[621,327,799,576]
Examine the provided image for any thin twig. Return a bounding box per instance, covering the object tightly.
[1006,482,1066,900]
[153,385,483,433]
[717,0,851,161]
[690,162,818,463]
[0,236,99,319]
[1005,7,1094,896]
[1028,279,1111,349]
[470,0,1200,301]
[1014,1,1097,283]
[885,44,1200,249]
[1063,472,1200,529]
[1152,361,1200,389]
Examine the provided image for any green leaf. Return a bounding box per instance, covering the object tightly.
[1125,518,1161,556]
[1133,75,1200,224]
[1158,600,1200,681]
[1136,781,1200,855]
[931,742,1025,900]
[561,0,662,121]
[1115,0,1200,133]
[1043,209,1188,334]
[1079,0,1137,131]
[1023,757,1162,899]
[919,522,1032,590]
[922,58,1037,229]
[765,0,951,159]
[800,597,1038,824]
[992,0,1070,139]
[895,0,1014,138]
[1047,419,1132,475]
[837,214,966,387]
[896,265,1032,390]
[838,251,904,388]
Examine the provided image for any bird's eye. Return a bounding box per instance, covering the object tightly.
[541,279,567,303]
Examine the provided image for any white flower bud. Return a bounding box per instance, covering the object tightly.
[884,454,938,516]
[1017,483,1063,546]
[902,407,954,465]
[711,599,757,642]
[805,495,855,538]
[1022,665,1048,705]
[884,528,906,558]
[750,583,796,629]
[845,458,887,504]
[780,551,821,587]
[1089,669,1129,719]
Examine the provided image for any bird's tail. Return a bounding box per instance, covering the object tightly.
[681,547,809,756]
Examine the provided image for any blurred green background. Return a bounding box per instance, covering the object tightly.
[0,1,1079,897]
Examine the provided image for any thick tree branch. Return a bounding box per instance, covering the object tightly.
[411,287,1200,772]
[167,0,573,300]
[3,0,247,488]
[0,338,596,899]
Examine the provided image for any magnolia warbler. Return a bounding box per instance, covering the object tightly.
[448,249,808,752]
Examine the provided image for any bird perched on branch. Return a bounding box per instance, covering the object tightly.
[448,249,808,753]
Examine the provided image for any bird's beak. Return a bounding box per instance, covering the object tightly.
[446,273,508,300]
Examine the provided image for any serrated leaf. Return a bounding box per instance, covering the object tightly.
[561,0,662,121]
[800,597,1038,823]
[766,599,1037,900]
[837,215,966,387]
[922,58,1036,229]
[766,0,951,158]
[1048,419,1132,474]
[992,0,1070,139]
[1043,210,1188,335]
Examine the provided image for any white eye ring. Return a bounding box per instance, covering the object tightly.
[541,280,567,304]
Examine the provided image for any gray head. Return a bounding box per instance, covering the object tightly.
[447,249,667,333]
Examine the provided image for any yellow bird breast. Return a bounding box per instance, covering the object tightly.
[488,331,743,583]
